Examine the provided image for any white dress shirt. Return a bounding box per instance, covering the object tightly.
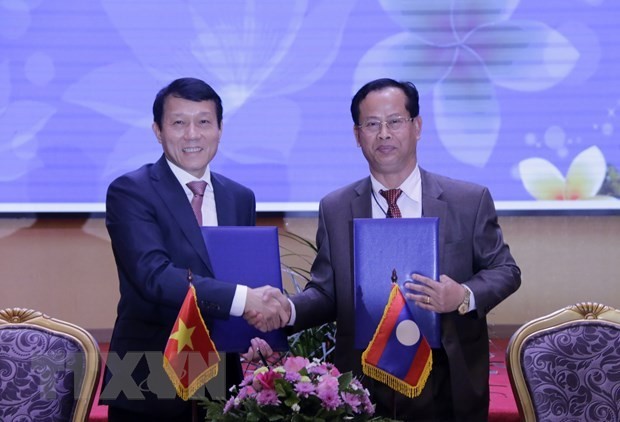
[167,160,247,317]
[370,165,422,219]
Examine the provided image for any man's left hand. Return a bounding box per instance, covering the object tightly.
[404,274,466,313]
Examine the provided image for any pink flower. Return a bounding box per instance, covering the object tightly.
[316,374,341,410]
[327,364,340,376]
[362,393,376,414]
[236,385,255,401]
[318,388,342,410]
[285,371,302,382]
[308,361,340,376]
[294,380,315,398]
[308,362,328,375]
[223,396,236,413]
[283,356,309,373]
[239,374,253,387]
[341,392,362,412]
[350,379,363,390]
[256,388,280,406]
[317,374,339,392]
[254,369,281,391]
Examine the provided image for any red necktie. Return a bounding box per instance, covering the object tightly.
[379,189,403,218]
[186,180,208,224]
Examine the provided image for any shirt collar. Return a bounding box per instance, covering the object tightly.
[370,165,421,202]
[166,159,213,193]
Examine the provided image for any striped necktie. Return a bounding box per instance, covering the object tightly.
[186,180,208,224]
[379,189,403,218]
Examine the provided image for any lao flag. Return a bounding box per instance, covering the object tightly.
[163,283,220,400]
[362,283,432,398]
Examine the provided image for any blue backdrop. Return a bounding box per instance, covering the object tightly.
[1,0,619,212]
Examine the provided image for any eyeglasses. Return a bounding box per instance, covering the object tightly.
[357,117,414,134]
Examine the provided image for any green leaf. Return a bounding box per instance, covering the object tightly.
[338,371,353,389]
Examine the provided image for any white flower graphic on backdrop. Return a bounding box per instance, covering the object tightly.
[63,0,355,179]
[0,0,43,40]
[519,146,616,200]
[353,0,580,167]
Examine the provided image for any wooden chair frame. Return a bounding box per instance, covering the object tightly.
[506,302,620,422]
[0,308,101,422]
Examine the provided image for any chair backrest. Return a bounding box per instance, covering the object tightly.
[506,302,620,422]
[0,308,101,422]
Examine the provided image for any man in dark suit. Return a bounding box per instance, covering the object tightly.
[101,77,288,421]
[286,78,521,421]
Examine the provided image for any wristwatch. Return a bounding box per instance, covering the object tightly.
[458,286,471,315]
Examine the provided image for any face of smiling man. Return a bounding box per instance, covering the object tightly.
[354,86,422,188]
[152,95,222,179]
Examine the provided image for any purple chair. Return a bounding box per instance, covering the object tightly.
[506,302,620,422]
[0,308,101,422]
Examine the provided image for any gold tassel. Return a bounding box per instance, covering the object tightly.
[163,355,219,401]
[362,354,432,398]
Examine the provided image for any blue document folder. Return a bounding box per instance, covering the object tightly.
[353,218,442,349]
[201,226,289,353]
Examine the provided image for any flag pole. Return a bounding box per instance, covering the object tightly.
[192,400,198,422]
[187,268,193,285]
[188,268,198,422]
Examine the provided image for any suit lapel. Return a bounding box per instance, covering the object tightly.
[351,178,373,219]
[420,168,448,266]
[211,172,236,226]
[150,156,213,273]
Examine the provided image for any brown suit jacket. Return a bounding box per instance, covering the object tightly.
[291,168,521,421]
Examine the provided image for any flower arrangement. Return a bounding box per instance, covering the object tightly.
[203,356,376,421]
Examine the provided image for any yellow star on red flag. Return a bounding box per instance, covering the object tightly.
[163,284,220,400]
[169,319,196,353]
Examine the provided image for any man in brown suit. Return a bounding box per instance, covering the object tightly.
[285,78,521,421]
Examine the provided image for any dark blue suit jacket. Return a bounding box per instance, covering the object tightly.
[100,155,255,417]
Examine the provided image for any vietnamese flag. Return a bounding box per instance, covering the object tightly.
[163,283,220,400]
[362,283,432,398]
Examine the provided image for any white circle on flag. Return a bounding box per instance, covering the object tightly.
[395,320,421,346]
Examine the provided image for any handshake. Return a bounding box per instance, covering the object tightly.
[243,286,291,332]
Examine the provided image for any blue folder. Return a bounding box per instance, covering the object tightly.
[353,218,442,349]
[201,226,289,353]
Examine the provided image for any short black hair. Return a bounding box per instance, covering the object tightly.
[350,78,420,125]
[152,77,223,128]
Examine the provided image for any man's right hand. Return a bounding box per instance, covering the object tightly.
[243,286,291,332]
